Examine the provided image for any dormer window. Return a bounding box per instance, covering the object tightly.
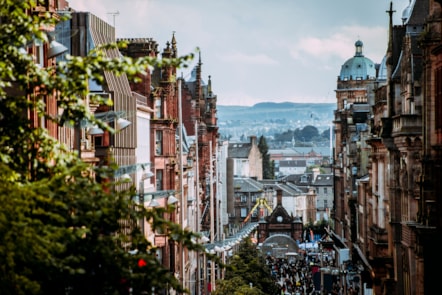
[301,175,308,183]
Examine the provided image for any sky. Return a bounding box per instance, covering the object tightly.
[69,0,411,106]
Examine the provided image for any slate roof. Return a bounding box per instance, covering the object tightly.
[233,177,263,192]
[279,160,306,167]
[280,173,314,186]
[269,147,331,157]
[228,142,252,158]
[392,0,427,80]
[404,0,428,27]
[271,183,303,195]
[313,174,333,186]
[284,182,309,194]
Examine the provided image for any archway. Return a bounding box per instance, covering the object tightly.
[260,234,299,258]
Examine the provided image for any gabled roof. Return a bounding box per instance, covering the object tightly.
[258,180,308,194]
[271,183,303,195]
[403,0,428,27]
[313,174,333,186]
[228,142,252,158]
[392,0,427,80]
[390,26,406,80]
[267,204,292,224]
[233,177,263,192]
[284,182,309,194]
[281,173,314,186]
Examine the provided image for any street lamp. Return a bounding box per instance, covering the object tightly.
[116,117,131,131]
[120,173,132,182]
[87,125,105,135]
[167,195,179,205]
[69,109,132,158]
[147,196,160,208]
[199,236,210,244]
[94,110,132,131]
[48,34,68,58]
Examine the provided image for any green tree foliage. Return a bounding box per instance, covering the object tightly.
[299,125,319,142]
[214,277,265,295]
[321,127,331,139]
[274,125,320,145]
[215,239,279,295]
[0,1,201,294]
[273,129,295,142]
[258,135,274,179]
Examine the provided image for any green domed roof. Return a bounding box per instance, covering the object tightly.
[339,40,376,81]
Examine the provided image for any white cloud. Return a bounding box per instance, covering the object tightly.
[220,52,278,66]
[289,25,387,64]
[68,0,411,107]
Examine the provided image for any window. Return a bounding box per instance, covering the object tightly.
[324,187,328,194]
[35,39,44,67]
[240,195,247,203]
[436,67,442,130]
[155,130,163,155]
[155,98,162,119]
[240,208,247,218]
[94,135,103,147]
[156,170,163,191]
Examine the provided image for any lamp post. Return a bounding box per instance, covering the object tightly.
[320,242,324,295]
[209,141,216,293]
[139,170,154,236]
[195,121,202,295]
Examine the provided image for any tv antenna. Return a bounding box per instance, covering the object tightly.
[107,11,119,28]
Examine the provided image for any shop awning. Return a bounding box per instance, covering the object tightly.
[325,228,347,249]
[354,244,372,272]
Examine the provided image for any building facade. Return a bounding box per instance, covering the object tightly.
[331,1,442,295]
[332,37,378,294]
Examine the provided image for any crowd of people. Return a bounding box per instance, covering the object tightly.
[266,253,315,294]
[265,248,359,295]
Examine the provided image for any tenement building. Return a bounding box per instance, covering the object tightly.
[330,1,441,295]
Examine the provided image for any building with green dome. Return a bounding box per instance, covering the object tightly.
[339,40,377,82]
[332,39,379,294]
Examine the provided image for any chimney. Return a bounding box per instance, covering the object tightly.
[312,167,320,183]
[250,135,257,146]
[276,189,282,206]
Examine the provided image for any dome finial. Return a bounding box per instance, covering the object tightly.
[355,40,363,57]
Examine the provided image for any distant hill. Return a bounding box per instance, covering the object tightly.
[217,102,335,123]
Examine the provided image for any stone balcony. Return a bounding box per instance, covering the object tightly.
[392,114,421,136]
